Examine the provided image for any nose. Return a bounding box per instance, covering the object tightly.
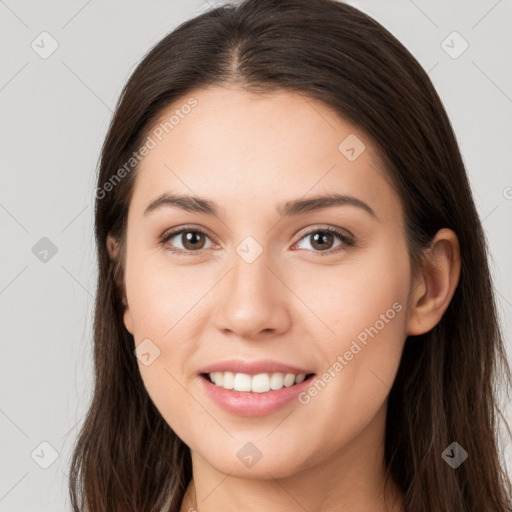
[213,247,292,341]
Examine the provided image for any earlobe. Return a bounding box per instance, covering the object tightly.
[407,228,461,336]
[123,308,134,335]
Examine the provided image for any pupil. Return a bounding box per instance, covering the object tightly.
[312,232,332,250]
[184,231,204,250]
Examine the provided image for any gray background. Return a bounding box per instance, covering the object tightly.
[1,0,511,510]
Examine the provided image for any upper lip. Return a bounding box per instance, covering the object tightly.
[199,359,314,376]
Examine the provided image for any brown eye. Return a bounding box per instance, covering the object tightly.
[160,227,214,254]
[294,227,355,255]
[309,232,336,251]
[180,230,206,250]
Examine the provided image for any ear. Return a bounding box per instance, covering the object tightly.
[107,233,119,261]
[106,234,134,335]
[407,228,461,335]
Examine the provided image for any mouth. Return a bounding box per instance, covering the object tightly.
[200,371,316,393]
[199,370,317,416]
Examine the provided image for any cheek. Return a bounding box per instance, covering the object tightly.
[124,247,219,430]
[125,256,208,441]
[289,238,411,352]
[286,240,409,431]
[124,244,209,337]
[282,305,407,469]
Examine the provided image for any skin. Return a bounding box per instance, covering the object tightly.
[108,86,460,512]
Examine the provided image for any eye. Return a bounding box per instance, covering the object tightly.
[159,224,355,257]
[293,226,355,256]
[159,225,215,255]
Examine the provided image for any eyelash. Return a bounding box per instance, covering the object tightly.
[158,225,356,257]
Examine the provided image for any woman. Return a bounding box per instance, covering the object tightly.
[69,0,512,510]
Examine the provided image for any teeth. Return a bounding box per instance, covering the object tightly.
[270,372,285,390]
[233,372,252,392]
[208,371,307,393]
[295,373,306,384]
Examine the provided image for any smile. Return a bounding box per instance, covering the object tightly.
[204,371,312,393]
[198,367,316,416]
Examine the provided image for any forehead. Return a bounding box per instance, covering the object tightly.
[130,86,399,220]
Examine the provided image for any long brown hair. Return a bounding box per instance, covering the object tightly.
[68,0,512,510]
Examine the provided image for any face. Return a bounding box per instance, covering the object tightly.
[119,86,413,479]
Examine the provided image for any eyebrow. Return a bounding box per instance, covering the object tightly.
[143,191,378,220]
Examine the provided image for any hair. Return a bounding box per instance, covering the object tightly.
[68,0,512,510]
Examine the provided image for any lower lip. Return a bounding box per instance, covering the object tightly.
[198,374,316,417]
